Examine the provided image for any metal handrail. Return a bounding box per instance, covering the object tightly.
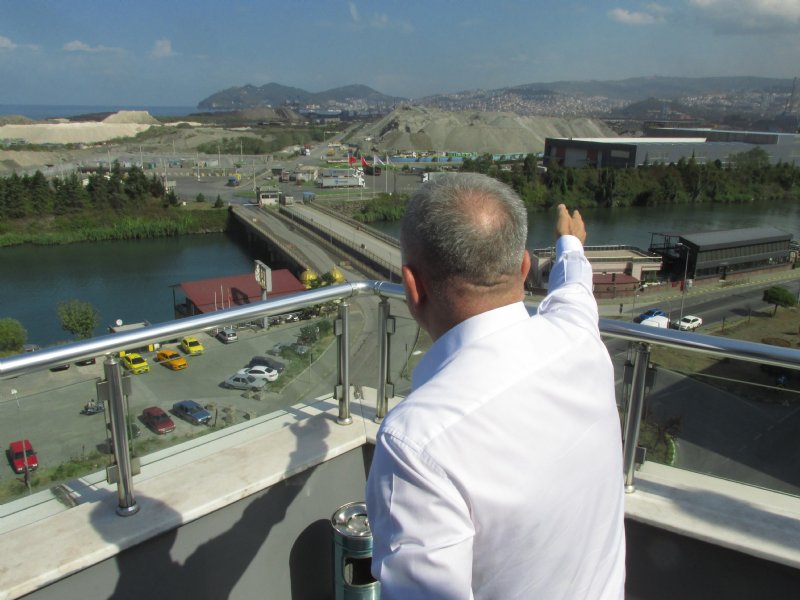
[0,281,405,379]
[599,317,800,370]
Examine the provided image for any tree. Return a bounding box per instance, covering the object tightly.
[214,194,224,208]
[195,192,206,203]
[762,286,797,316]
[0,318,27,354]
[58,299,100,339]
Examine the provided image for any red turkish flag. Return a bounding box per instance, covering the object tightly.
[348,154,356,165]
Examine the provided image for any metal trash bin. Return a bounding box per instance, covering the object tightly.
[331,501,380,599]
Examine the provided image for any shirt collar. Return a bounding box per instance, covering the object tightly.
[412,301,530,390]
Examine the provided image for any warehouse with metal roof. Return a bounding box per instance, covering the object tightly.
[544,128,800,168]
[649,226,793,283]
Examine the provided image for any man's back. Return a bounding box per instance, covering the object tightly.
[368,298,625,599]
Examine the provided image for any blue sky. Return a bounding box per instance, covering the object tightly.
[2,0,800,106]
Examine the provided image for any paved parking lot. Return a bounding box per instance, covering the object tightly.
[0,312,361,484]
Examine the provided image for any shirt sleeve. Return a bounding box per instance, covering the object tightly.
[536,234,599,331]
[366,430,475,600]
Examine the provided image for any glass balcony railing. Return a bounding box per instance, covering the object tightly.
[2,280,800,519]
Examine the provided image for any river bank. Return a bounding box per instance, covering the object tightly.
[0,205,229,247]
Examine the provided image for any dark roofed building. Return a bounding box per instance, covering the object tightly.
[649,226,793,283]
[544,128,800,168]
[174,270,306,316]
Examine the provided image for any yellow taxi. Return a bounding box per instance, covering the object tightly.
[156,349,188,370]
[180,336,204,356]
[120,352,150,374]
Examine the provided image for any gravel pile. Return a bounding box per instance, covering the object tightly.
[360,105,616,154]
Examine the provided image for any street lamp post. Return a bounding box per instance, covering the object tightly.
[676,243,690,323]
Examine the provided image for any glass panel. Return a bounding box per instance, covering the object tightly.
[1,370,113,508]
[0,300,342,509]
[643,344,800,496]
[389,302,426,398]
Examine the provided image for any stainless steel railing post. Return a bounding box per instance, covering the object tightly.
[622,342,651,494]
[336,300,352,425]
[375,298,395,422]
[104,356,140,516]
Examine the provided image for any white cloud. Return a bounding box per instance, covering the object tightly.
[63,40,123,53]
[349,2,360,22]
[0,35,18,50]
[150,39,175,59]
[689,0,800,33]
[609,8,664,25]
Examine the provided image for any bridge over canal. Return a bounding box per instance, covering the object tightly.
[230,203,402,283]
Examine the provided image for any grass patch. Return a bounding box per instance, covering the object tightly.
[650,306,800,405]
[0,205,230,247]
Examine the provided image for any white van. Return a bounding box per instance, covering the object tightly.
[640,315,670,329]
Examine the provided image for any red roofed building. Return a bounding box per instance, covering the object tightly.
[173,270,306,316]
[592,272,639,299]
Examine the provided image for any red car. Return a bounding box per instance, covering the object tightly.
[9,439,38,473]
[141,407,176,434]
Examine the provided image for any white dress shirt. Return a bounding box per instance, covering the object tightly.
[366,235,625,599]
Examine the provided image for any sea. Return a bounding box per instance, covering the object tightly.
[0,104,199,120]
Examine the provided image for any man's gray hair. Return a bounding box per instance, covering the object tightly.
[401,172,528,285]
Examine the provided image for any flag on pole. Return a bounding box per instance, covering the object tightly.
[374,155,385,165]
[348,153,356,165]
[361,156,369,168]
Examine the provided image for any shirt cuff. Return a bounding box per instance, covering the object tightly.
[556,234,584,255]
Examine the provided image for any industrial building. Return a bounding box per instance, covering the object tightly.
[649,226,794,284]
[544,128,800,168]
[529,245,663,298]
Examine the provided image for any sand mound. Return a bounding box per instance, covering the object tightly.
[0,121,155,144]
[0,110,162,144]
[361,106,616,154]
[0,115,36,126]
[102,110,160,125]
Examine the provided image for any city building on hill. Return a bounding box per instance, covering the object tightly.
[544,128,800,168]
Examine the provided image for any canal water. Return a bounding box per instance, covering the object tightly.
[1,233,254,347]
[3,201,800,346]
[370,200,800,250]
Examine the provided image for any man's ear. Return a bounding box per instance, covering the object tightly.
[521,250,531,280]
[402,264,425,310]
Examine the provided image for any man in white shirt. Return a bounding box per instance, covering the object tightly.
[365,173,625,599]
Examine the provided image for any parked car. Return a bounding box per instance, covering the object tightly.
[635,308,668,323]
[640,315,671,329]
[216,328,239,344]
[248,355,286,373]
[237,366,278,382]
[156,349,188,371]
[8,439,38,473]
[180,336,205,355]
[141,406,176,434]
[120,352,150,374]
[677,315,703,331]
[224,373,268,391]
[172,400,212,425]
